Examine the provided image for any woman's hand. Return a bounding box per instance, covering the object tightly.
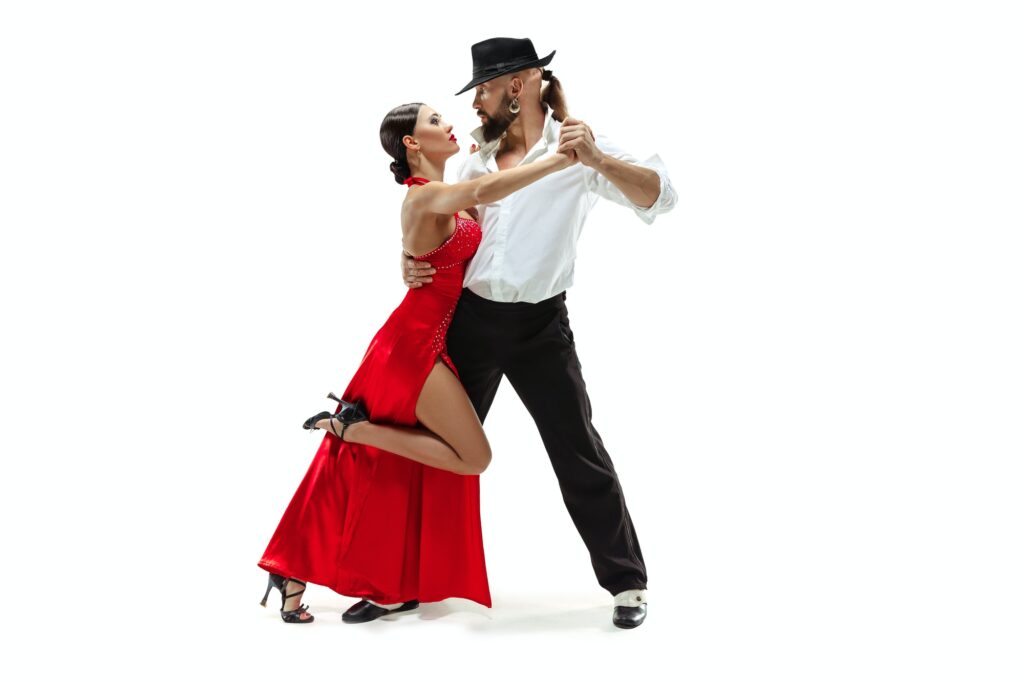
[552,145,579,170]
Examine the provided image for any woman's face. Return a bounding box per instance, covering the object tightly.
[405,106,458,160]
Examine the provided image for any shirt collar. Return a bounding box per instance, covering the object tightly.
[469,104,558,162]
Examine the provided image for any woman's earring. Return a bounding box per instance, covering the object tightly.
[509,97,520,114]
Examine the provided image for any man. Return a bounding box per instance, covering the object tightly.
[400,37,677,629]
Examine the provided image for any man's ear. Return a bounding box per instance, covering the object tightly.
[507,74,524,98]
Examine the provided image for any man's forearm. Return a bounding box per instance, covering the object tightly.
[593,154,661,209]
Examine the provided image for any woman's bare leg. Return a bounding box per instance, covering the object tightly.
[315,359,491,475]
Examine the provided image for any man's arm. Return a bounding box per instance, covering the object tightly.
[558,118,678,225]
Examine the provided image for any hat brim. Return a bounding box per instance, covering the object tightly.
[454,49,556,96]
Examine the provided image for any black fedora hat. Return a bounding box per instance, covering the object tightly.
[454,37,555,96]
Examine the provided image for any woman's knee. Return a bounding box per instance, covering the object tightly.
[461,441,492,475]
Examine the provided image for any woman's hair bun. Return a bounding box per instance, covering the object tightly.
[381,103,423,186]
[389,158,409,185]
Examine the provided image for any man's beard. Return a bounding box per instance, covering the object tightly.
[479,92,520,143]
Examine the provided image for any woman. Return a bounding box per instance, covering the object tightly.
[256,102,577,624]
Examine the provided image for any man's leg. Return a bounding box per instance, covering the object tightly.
[502,297,648,595]
[445,290,504,423]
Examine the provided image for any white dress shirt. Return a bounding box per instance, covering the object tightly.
[455,103,678,303]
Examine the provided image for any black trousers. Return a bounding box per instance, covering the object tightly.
[445,287,648,596]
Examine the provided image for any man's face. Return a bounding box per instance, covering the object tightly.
[472,77,519,143]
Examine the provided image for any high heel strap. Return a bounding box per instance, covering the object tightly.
[283,578,306,601]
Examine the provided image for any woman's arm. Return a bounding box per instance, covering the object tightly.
[407,152,575,216]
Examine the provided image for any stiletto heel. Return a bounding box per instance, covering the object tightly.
[260,574,274,607]
[259,572,314,623]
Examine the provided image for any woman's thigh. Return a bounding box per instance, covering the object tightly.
[414,358,492,466]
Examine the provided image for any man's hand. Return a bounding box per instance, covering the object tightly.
[401,250,436,288]
[557,117,605,168]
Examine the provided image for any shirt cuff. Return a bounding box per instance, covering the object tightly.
[626,154,675,225]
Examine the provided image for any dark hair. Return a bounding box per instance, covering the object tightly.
[540,69,568,122]
[380,103,423,185]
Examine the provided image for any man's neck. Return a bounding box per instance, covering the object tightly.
[498,105,546,157]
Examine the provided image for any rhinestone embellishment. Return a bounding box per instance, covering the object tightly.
[413,215,479,262]
[411,214,481,353]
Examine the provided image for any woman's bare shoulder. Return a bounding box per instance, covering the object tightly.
[400,196,448,256]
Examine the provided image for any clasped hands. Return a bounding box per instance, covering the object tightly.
[556,117,604,168]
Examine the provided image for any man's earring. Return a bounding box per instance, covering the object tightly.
[509,97,520,114]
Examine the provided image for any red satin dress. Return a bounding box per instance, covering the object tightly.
[257,176,490,607]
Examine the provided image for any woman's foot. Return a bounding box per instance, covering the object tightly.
[314,417,367,442]
[282,579,313,622]
[260,573,314,623]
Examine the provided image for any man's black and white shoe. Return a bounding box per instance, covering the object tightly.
[612,588,647,629]
[341,598,419,623]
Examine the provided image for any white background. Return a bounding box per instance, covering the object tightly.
[2,1,1022,680]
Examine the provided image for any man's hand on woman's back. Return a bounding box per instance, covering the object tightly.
[401,251,435,288]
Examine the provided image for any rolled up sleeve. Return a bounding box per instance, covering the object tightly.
[584,133,678,225]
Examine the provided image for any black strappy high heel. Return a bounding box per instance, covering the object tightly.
[260,573,314,623]
[302,392,370,441]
